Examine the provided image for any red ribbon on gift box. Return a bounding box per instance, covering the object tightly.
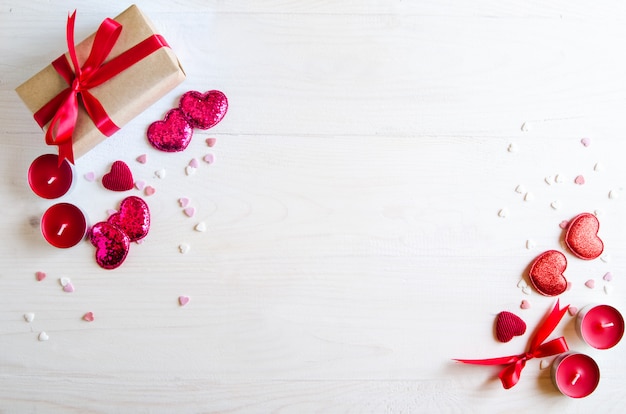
[455,300,570,389]
[33,11,170,165]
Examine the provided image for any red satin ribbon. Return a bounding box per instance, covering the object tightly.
[33,10,170,164]
[455,300,570,389]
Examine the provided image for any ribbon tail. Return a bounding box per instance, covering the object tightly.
[498,359,526,389]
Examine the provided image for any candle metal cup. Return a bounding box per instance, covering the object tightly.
[41,203,88,248]
[576,304,625,350]
[28,154,75,199]
[551,352,600,398]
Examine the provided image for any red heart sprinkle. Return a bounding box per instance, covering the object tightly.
[147,108,193,152]
[107,196,150,242]
[83,312,95,322]
[179,90,228,130]
[102,161,134,191]
[35,271,46,281]
[529,250,568,296]
[495,311,527,342]
[565,213,604,260]
[90,222,130,270]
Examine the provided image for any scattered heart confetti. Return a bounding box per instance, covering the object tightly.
[183,207,196,218]
[594,162,604,172]
[83,312,94,322]
[604,284,614,295]
[539,359,551,370]
[495,311,526,343]
[566,281,573,291]
[155,169,167,179]
[528,250,568,296]
[84,171,96,182]
[520,300,531,309]
[524,192,534,202]
[108,196,151,242]
[522,286,531,295]
[147,108,194,152]
[63,282,75,293]
[136,154,147,164]
[554,174,564,184]
[178,197,190,208]
[521,122,531,132]
[609,189,620,199]
[525,239,536,250]
[559,220,569,229]
[517,279,528,289]
[35,271,46,281]
[603,272,613,282]
[24,313,35,323]
[135,180,146,191]
[515,184,525,194]
[185,165,196,176]
[564,213,603,260]
[550,200,561,210]
[145,186,156,196]
[38,331,49,341]
[206,137,217,147]
[203,153,215,164]
[585,279,595,289]
[600,253,611,263]
[102,161,134,192]
[568,306,579,316]
[178,243,190,254]
[189,158,199,168]
[581,137,591,147]
[178,296,190,306]
[179,90,228,130]
[545,176,553,185]
[90,222,131,270]
[507,143,518,153]
[574,175,585,185]
[194,222,207,232]
[498,208,509,218]
[59,277,71,287]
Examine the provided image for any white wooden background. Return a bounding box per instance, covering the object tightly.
[1,1,626,412]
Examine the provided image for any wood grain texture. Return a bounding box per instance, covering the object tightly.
[1,0,626,412]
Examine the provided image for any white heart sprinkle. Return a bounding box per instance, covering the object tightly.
[515,184,526,194]
[525,239,536,250]
[594,209,604,217]
[554,174,564,184]
[524,192,534,202]
[178,243,190,254]
[185,166,196,176]
[539,359,551,370]
[24,313,35,323]
[604,284,614,295]
[521,122,531,132]
[600,253,611,263]
[38,331,49,341]
[522,286,531,295]
[550,200,561,210]
[59,277,71,287]
[594,162,604,172]
[609,189,620,199]
[517,279,528,288]
[498,208,509,218]
[155,169,166,179]
[545,176,553,185]
[508,143,518,153]
[194,222,207,232]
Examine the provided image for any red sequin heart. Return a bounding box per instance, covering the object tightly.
[90,222,130,270]
[107,196,150,242]
[179,90,228,130]
[102,161,134,191]
[495,311,527,343]
[565,212,603,260]
[529,250,568,296]
[147,108,193,152]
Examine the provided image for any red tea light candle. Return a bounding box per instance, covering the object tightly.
[41,203,87,248]
[576,304,625,349]
[551,352,600,398]
[28,154,75,199]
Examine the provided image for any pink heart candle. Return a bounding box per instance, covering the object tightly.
[28,154,75,199]
[576,304,624,349]
[40,203,87,248]
[551,352,600,398]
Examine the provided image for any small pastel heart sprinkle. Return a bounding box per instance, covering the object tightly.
[539,359,551,370]
[179,90,228,130]
[594,162,604,172]
[136,154,147,164]
[102,161,134,192]
[559,220,569,229]
[521,286,531,295]
[83,312,94,322]
[495,311,526,343]
[574,175,585,185]
[601,253,611,263]
[178,296,190,306]
[38,331,49,341]
[521,122,530,132]
[585,279,595,289]
[498,208,508,218]
[545,176,553,185]
[603,272,613,282]
[604,284,614,295]
[524,192,534,202]
[59,277,70,287]
[550,200,561,210]
[520,300,531,309]
[609,189,620,199]
[595,209,604,217]
[554,174,564,184]
[84,171,96,182]
[203,153,215,164]
[155,169,167,179]
[145,186,156,196]
[147,108,194,152]
[194,222,207,232]
[63,282,75,293]
[566,281,573,291]
[184,207,196,218]
[178,197,190,208]
[568,307,579,316]
[515,184,525,194]
[178,243,190,254]
[581,137,591,147]
[517,279,528,289]
[35,271,46,281]
[189,158,200,168]
[525,239,535,250]
[135,180,146,191]
[185,165,196,176]
[206,137,217,147]
[508,143,518,153]
[24,313,35,323]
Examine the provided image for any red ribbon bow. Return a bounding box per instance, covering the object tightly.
[455,300,569,389]
[33,10,170,165]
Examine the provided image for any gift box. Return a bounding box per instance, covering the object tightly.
[15,4,186,162]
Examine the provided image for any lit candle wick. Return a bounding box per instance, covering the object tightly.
[47,176,57,185]
[571,372,581,386]
[601,322,615,328]
[57,223,68,236]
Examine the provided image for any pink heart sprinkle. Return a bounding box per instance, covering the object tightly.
[559,220,569,229]
[178,197,190,208]
[585,279,595,289]
[135,180,146,191]
[35,271,46,281]
[145,186,156,196]
[184,207,196,217]
[136,154,147,164]
[581,138,591,147]
[203,153,215,164]
[84,171,96,182]
[520,300,531,310]
[83,312,94,322]
[63,282,75,293]
[566,281,573,291]
[189,158,200,168]
[574,175,585,185]
[603,272,613,281]
[568,306,579,316]
[178,296,190,306]
[206,138,217,147]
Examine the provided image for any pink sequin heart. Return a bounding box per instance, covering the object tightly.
[107,196,150,242]
[147,108,193,152]
[90,222,130,270]
[179,90,228,130]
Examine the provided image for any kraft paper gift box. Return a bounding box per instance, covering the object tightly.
[15,4,186,161]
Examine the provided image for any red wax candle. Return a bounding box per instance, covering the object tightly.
[41,203,87,248]
[577,304,625,349]
[552,352,600,398]
[28,154,74,199]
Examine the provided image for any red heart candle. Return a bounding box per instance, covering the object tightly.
[28,154,75,199]
[41,203,87,248]
[551,352,600,398]
[576,304,624,349]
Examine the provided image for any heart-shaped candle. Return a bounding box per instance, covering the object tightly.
[102,161,134,191]
[107,196,150,242]
[565,213,604,260]
[179,90,228,130]
[90,222,130,270]
[529,250,568,296]
[495,311,527,342]
[147,108,193,152]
